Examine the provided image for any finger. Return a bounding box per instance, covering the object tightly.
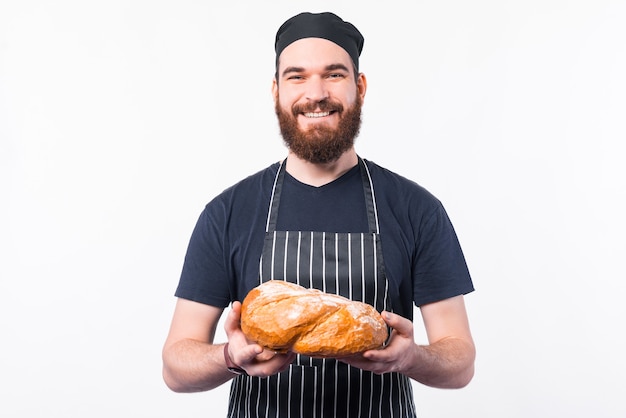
[381,311,413,337]
[247,351,296,377]
[224,301,242,335]
[360,344,392,362]
[231,300,242,313]
[337,355,367,368]
[273,352,297,372]
[255,348,278,362]
[233,343,264,365]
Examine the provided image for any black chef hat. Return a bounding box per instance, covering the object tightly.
[275,12,364,71]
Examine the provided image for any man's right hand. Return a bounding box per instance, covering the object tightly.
[224,301,296,377]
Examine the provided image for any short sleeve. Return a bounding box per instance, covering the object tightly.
[175,202,231,308]
[412,203,474,306]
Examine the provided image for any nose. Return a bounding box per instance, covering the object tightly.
[304,77,329,103]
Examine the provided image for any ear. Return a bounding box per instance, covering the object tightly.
[272,77,279,101]
[357,72,367,101]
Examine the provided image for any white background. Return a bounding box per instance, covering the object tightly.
[1,1,625,417]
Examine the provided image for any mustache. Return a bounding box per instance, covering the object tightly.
[292,99,344,115]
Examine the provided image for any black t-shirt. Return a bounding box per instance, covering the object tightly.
[175,159,473,320]
[276,164,368,232]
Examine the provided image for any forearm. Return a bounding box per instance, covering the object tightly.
[406,337,475,389]
[162,339,233,393]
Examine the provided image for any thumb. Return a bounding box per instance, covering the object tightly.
[381,311,413,337]
[224,301,242,335]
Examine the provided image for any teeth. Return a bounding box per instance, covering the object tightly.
[304,111,330,118]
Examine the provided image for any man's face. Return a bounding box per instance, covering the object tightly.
[273,38,366,164]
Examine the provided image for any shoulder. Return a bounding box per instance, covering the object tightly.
[207,162,281,211]
[362,158,442,213]
[220,161,281,197]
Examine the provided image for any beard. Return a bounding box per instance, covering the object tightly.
[275,94,362,164]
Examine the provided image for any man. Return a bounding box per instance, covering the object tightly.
[162,12,475,418]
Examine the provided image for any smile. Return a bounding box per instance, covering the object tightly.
[303,111,331,118]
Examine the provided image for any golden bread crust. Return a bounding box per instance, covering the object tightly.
[240,280,388,357]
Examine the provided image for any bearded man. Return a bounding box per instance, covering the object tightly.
[163,11,476,418]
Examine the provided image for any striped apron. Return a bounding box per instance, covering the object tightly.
[228,157,417,418]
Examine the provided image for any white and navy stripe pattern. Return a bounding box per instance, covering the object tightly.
[228,362,416,418]
[259,231,388,313]
[229,158,417,417]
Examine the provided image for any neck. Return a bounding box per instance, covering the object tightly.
[285,149,358,187]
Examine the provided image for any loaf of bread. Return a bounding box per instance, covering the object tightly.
[240,280,388,358]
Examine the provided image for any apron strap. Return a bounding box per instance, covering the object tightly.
[358,157,380,234]
[265,159,286,233]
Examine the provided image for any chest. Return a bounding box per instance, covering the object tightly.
[276,169,369,232]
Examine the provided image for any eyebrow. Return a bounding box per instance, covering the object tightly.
[281,63,351,78]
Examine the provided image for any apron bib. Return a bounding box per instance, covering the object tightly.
[228,158,417,418]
